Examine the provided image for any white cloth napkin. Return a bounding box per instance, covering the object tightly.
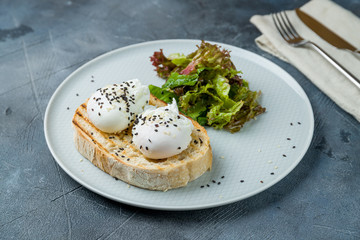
[250,0,360,122]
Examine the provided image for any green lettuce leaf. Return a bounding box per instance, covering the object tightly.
[168,53,191,67]
[212,74,230,99]
[225,90,265,133]
[207,101,244,129]
[163,67,208,89]
[149,85,178,104]
[163,72,198,89]
[197,116,208,126]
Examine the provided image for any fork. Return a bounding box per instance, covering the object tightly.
[272,11,360,89]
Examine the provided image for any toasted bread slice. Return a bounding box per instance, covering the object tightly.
[72,94,212,191]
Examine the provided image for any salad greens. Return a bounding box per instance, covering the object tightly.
[149,41,265,133]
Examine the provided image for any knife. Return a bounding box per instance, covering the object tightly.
[295,8,360,54]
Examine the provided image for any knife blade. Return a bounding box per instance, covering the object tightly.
[295,8,359,54]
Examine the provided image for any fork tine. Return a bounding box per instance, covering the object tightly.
[272,13,289,41]
[281,11,300,37]
[279,11,297,39]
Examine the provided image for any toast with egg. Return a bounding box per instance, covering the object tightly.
[72,94,212,191]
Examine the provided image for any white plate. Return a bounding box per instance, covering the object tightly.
[44,39,314,210]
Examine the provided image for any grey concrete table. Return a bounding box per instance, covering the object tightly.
[1,0,359,239]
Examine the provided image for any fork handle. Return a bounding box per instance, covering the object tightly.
[308,42,360,89]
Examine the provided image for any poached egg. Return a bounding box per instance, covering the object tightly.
[132,100,194,159]
[87,79,149,133]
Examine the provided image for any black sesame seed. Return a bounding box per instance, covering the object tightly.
[91,132,93,135]
[148,139,152,143]
[287,138,291,140]
[293,146,296,149]
[298,122,301,125]
[197,129,200,132]
[200,185,204,188]
[199,138,203,144]
[221,176,224,179]
[76,93,79,96]
[194,140,198,144]
[283,154,287,157]
[135,133,138,135]
[271,172,275,175]
[127,158,130,161]
[67,107,69,110]
[98,112,101,116]
[178,147,181,149]
[290,122,293,126]
[260,181,264,183]
[91,80,94,82]
[121,155,125,158]
[166,125,169,127]
[217,182,221,185]
[146,146,148,150]
[155,129,158,132]
[140,145,142,149]
[173,124,177,127]
[207,184,210,187]
[240,180,244,183]
[177,116,181,119]
[91,108,94,111]
[212,180,216,183]
[115,153,118,156]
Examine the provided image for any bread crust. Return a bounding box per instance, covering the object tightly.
[72,95,212,191]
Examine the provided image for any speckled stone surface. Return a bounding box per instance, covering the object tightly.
[1,0,359,239]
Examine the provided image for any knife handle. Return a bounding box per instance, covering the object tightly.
[308,42,360,89]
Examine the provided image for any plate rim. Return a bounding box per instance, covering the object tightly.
[44,39,314,211]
